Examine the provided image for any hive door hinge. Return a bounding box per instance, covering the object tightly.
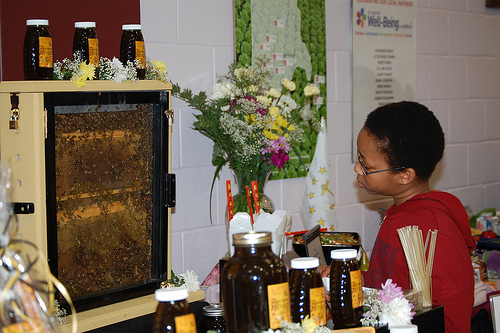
[165,174,176,208]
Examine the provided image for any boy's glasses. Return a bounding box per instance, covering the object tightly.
[357,152,406,175]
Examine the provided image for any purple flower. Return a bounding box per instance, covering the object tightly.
[379,279,405,303]
[262,137,291,169]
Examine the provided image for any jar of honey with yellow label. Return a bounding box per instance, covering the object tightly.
[289,257,326,326]
[330,249,363,329]
[221,231,290,333]
[153,287,197,333]
[120,24,145,79]
[73,22,100,78]
[23,19,53,80]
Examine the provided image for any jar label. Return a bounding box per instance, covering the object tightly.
[267,282,291,329]
[174,313,196,333]
[309,286,326,326]
[88,38,100,68]
[39,37,53,68]
[350,270,363,308]
[135,41,146,69]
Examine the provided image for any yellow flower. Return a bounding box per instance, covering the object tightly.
[304,84,320,97]
[257,95,272,106]
[245,85,259,93]
[263,129,278,140]
[152,60,167,75]
[244,114,257,124]
[234,68,245,80]
[269,106,279,117]
[301,316,317,333]
[281,78,296,91]
[267,88,281,98]
[71,62,95,87]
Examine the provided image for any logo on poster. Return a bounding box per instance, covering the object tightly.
[356,8,367,27]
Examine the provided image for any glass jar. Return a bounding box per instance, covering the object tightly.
[289,257,326,326]
[73,21,100,78]
[221,231,290,333]
[330,249,363,329]
[120,24,145,79]
[200,304,226,333]
[23,19,53,80]
[152,287,197,333]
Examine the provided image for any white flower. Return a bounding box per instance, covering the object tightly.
[179,270,200,291]
[211,82,235,100]
[277,94,297,117]
[380,297,413,327]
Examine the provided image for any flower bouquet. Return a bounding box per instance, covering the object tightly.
[53,52,168,87]
[172,54,321,218]
[361,279,415,328]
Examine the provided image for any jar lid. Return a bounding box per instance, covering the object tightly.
[232,231,272,246]
[26,19,49,26]
[154,286,188,302]
[122,24,142,30]
[330,248,357,260]
[390,325,418,333]
[202,303,224,316]
[75,21,96,28]
[291,257,320,269]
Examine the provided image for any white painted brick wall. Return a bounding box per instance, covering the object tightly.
[141,0,500,281]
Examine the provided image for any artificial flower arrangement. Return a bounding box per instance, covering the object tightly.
[361,279,415,328]
[53,52,168,87]
[172,54,321,215]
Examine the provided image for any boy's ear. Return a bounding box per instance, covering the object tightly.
[399,168,417,185]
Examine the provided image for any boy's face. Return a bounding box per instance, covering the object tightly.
[354,127,405,197]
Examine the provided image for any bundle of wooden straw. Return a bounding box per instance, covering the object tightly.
[397,226,438,308]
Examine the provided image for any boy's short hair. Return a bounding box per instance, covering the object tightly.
[364,101,444,181]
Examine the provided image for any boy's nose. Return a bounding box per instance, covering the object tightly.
[354,161,363,175]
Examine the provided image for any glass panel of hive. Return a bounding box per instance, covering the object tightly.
[54,104,154,299]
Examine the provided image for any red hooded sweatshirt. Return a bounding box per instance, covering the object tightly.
[363,191,475,333]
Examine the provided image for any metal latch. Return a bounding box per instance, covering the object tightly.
[9,93,20,130]
[12,202,35,215]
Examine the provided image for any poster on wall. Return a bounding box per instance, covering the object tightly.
[352,0,416,161]
[234,0,326,179]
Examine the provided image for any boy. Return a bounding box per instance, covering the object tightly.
[356,101,475,333]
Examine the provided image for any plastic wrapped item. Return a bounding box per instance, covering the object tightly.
[0,164,77,333]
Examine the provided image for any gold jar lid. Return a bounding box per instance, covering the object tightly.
[232,231,273,246]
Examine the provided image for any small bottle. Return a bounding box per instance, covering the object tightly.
[120,24,146,79]
[330,249,363,329]
[221,231,290,333]
[390,325,418,332]
[23,19,53,80]
[73,22,100,78]
[200,304,226,333]
[289,257,326,326]
[152,287,197,333]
